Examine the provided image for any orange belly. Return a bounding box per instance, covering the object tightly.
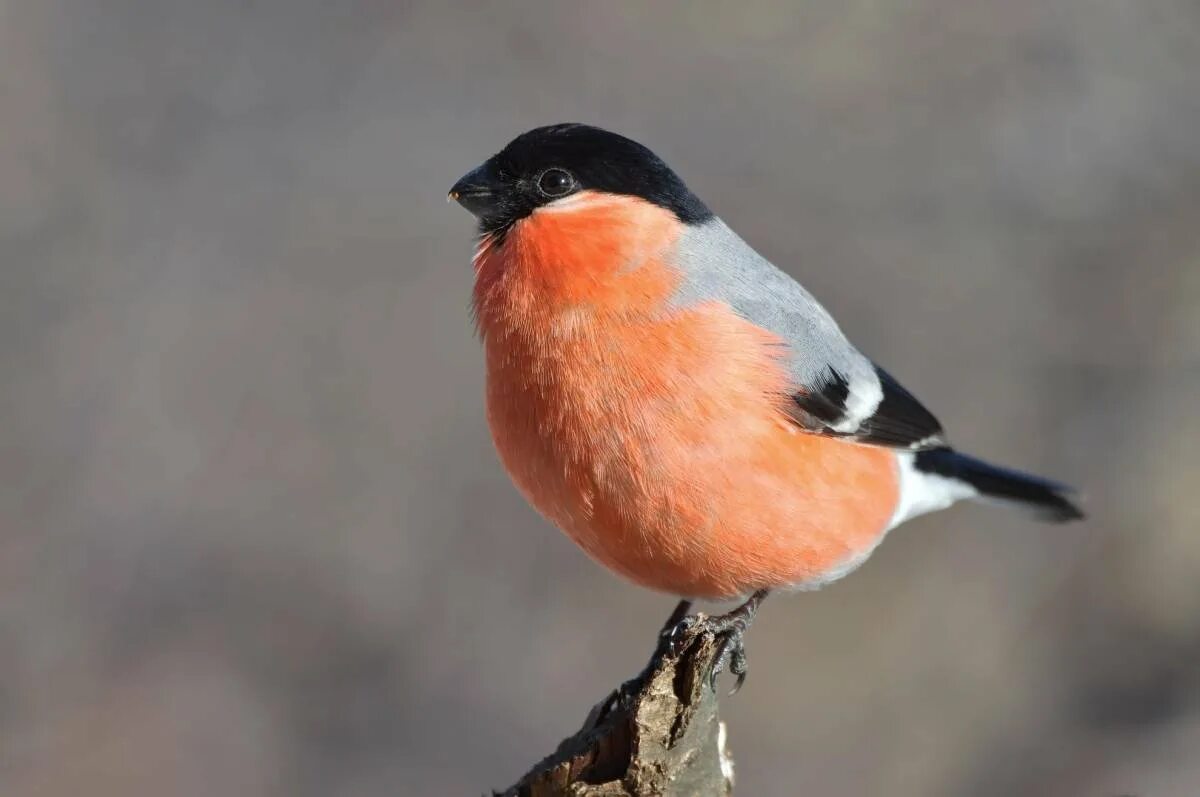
[473,195,900,599]
[482,302,900,599]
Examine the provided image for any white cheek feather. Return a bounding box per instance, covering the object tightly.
[887,451,976,529]
[829,373,883,434]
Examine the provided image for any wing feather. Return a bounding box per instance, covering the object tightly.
[669,219,945,450]
[789,365,945,450]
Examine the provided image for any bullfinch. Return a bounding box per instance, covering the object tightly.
[450,123,1083,689]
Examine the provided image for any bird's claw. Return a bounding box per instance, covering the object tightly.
[707,617,751,694]
[662,612,752,694]
[661,613,700,657]
[656,589,767,694]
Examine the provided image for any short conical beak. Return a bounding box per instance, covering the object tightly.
[448,164,500,218]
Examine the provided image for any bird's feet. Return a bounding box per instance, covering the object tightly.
[661,589,769,694]
[665,610,752,693]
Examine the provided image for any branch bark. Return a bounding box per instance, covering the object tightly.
[496,621,735,796]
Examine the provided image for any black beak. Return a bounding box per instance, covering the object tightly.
[448,164,501,218]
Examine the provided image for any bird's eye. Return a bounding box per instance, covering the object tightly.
[536,168,575,198]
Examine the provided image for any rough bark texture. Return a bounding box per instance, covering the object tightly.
[496,622,735,797]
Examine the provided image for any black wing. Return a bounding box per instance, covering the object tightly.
[788,364,946,450]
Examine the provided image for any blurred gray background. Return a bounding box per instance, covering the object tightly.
[3,1,1199,795]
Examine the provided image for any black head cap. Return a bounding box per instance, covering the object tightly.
[449,123,712,235]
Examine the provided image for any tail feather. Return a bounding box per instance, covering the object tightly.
[913,448,1084,523]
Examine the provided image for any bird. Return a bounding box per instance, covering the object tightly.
[449,123,1083,690]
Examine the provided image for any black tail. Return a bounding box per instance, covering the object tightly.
[913,447,1084,523]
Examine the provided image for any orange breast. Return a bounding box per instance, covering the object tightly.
[473,194,900,598]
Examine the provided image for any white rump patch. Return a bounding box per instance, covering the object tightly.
[887,451,976,529]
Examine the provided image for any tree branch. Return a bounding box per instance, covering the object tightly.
[496,621,736,796]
